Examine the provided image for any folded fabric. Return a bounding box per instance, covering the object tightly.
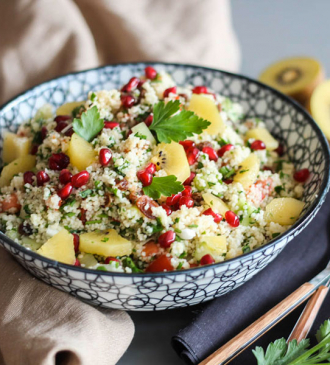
[0,247,134,365]
[172,193,330,364]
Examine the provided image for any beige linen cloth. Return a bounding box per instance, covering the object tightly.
[0,0,240,364]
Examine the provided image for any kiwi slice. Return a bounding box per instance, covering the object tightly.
[309,80,330,140]
[151,142,190,183]
[259,57,324,105]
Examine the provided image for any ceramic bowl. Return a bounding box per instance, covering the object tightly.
[0,63,329,311]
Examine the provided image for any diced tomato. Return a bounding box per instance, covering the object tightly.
[1,193,21,213]
[146,254,174,272]
[142,241,159,257]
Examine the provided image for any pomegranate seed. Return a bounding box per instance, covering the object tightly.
[41,126,48,141]
[184,172,196,185]
[105,256,120,264]
[223,179,233,185]
[294,168,310,183]
[55,121,68,133]
[65,127,74,137]
[137,170,153,187]
[182,186,192,196]
[161,204,172,216]
[121,94,135,109]
[163,87,177,98]
[158,230,176,248]
[99,148,112,166]
[122,77,140,92]
[36,171,50,186]
[186,147,200,165]
[31,144,39,155]
[74,259,81,266]
[104,121,119,129]
[179,196,194,208]
[145,66,157,80]
[218,144,234,157]
[58,183,73,200]
[179,140,195,151]
[23,171,35,185]
[72,171,90,188]
[18,222,33,236]
[145,163,156,175]
[202,146,218,161]
[200,254,215,265]
[54,115,72,123]
[250,140,266,150]
[262,166,274,172]
[192,86,208,94]
[144,115,153,127]
[49,153,70,171]
[59,169,72,184]
[203,208,222,223]
[166,193,182,206]
[225,210,240,227]
[275,144,285,156]
[73,233,79,253]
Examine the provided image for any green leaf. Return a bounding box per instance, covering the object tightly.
[143,175,184,200]
[122,257,143,273]
[149,100,210,143]
[72,106,104,142]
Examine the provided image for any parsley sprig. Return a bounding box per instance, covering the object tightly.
[143,175,184,200]
[253,319,330,364]
[149,100,210,143]
[73,106,104,142]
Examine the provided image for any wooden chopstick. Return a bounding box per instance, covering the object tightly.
[287,283,329,343]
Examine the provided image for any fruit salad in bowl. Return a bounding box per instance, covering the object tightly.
[0,66,308,274]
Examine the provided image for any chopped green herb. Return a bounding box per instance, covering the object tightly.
[272,232,281,238]
[80,189,93,198]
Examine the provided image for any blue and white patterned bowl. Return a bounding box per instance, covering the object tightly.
[0,63,329,311]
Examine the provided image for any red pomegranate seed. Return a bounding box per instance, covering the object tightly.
[262,166,274,172]
[58,183,73,200]
[23,171,35,185]
[218,144,234,157]
[275,144,285,156]
[73,233,79,253]
[144,114,153,127]
[182,186,192,196]
[105,256,120,264]
[49,153,70,171]
[186,147,200,165]
[99,148,112,166]
[74,259,81,267]
[54,115,71,123]
[36,171,50,186]
[137,170,153,187]
[202,146,218,161]
[250,140,266,150]
[294,168,310,183]
[163,87,177,98]
[158,230,176,248]
[192,86,208,94]
[203,208,222,223]
[179,196,194,208]
[145,66,157,80]
[104,121,119,129]
[225,210,240,227]
[161,204,172,216]
[145,163,156,175]
[121,94,135,108]
[72,171,90,188]
[166,192,182,206]
[184,172,196,185]
[31,144,39,155]
[59,169,72,184]
[41,126,48,141]
[55,121,68,133]
[200,254,215,265]
[223,179,233,185]
[122,77,140,92]
[179,140,195,151]
[64,127,74,137]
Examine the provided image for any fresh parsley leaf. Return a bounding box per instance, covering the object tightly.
[143,175,184,200]
[149,100,210,143]
[275,185,285,194]
[73,106,104,142]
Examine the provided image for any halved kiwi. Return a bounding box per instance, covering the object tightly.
[259,57,324,105]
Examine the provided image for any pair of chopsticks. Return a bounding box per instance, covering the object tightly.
[199,281,330,365]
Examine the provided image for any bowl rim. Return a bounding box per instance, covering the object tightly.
[1,61,329,278]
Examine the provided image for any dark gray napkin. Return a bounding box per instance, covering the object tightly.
[172,193,330,364]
